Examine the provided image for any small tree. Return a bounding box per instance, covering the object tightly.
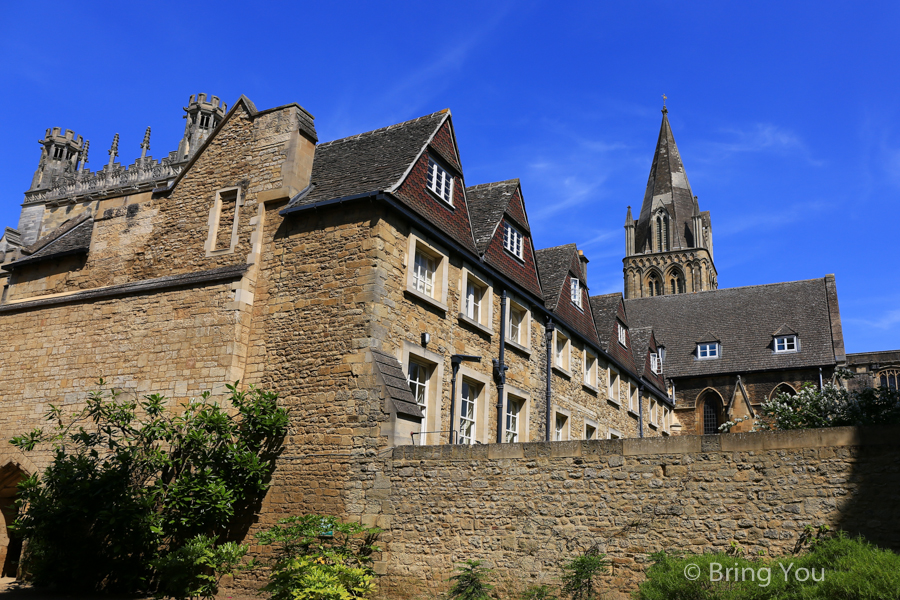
[447,560,494,600]
[11,380,288,595]
[255,514,381,600]
[560,546,608,600]
[757,381,900,431]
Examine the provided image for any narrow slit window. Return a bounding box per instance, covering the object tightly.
[214,190,239,251]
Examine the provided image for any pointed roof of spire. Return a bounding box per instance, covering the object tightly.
[624,205,634,226]
[634,109,700,252]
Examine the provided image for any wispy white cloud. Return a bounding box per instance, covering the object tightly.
[699,124,824,167]
[846,309,900,330]
[715,199,833,236]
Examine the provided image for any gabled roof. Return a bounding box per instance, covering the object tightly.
[630,326,654,379]
[370,349,423,419]
[589,293,624,353]
[625,278,842,378]
[466,179,522,253]
[634,109,702,252]
[4,213,93,271]
[285,111,450,209]
[534,243,581,310]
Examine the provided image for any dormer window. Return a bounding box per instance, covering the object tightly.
[650,352,660,374]
[503,222,523,259]
[774,335,798,353]
[697,342,719,359]
[426,158,453,204]
[570,278,582,309]
[617,322,627,347]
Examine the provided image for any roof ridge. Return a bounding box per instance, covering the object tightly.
[625,277,827,301]
[316,111,447,149]
[535,242,577,254]
[465,179,520,191]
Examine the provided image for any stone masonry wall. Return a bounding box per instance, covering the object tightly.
[373,426,900,599]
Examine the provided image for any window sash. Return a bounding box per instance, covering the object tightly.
[571,278,581,307]
[584,354,596,385]
[650,353,659,374]
[617,323,627,347]
[503,223,523,258]
[699,343,718,358]
[465,281,482,321]
[555,334,567,368]
[413,251,435,296]
[509,307,524,343]
[459,381,477,444]
[775,336,797,352]
[407,361,429,444]
[427,159,453,203]
[555,414,566,441]
[505,398,521,443]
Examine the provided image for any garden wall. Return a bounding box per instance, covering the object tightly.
[371,426,900,598]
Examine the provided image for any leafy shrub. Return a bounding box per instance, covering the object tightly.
[447,560,494,600]
[560,546,608,600]
[150,534,249,600]
[255,515,380,600]
[519,583,559,600]
[11,381,287,594]
[637,533,900,600]
[755,382,900,431]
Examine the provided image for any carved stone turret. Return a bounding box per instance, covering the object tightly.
[176,94,228,162]
[30,128,85,191]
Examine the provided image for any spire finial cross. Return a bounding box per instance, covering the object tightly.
[662,94,668,114]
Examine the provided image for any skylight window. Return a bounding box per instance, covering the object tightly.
[503,222,523,259]
[426,158,453,204]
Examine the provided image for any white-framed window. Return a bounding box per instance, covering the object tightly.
[407,360,430,445]
[554,412,569,441]
[617,322,627,347]
[503,222,523,259]
[464,280,483,321]
[650,352,660,374]
[697,342,719,359]
[459,268,493,331]
[628,382,638,413]
[506,297,530,350]
[608,428,623,440]
[608,369,621,405]
[459,379,480,445]
[650,400,658,426]
[774,335,798,353]
[584,420,598,440]
[584,350,598,387]
[413,251,435,297]
[554,330,570,371]
[570,277,582,309]
[406,234,449,310]
[505,396,522,443]
[426,157,453,204]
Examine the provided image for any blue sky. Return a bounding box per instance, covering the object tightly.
[1,1,898,353]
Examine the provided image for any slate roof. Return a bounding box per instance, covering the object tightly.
[534,244,580,310]
[629,326,654,378]
[5,214,93,270]
[284,111,449,209]
[634,110,702,252]
[589,293,624,353]
[625,278,840,378]
[370,349,424,419]
[466,179,522,253]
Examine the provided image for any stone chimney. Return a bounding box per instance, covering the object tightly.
[578,249,589,282]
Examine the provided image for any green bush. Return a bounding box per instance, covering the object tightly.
[636,533,900,600]
[447,560,494,600]
[11,380,287,594]
[255,515,380,600]
[560,546,608,600]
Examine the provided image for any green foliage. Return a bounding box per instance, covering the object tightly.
[151,534,249,600]
[636,533,900,600]
[10,380,287,594]
[756,382,900,432]
[519,583,559,600]
[560,546,608,600]
[256,515,380,600]
[447,560,494,600]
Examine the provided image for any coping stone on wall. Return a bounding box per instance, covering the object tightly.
[623,435,701,456]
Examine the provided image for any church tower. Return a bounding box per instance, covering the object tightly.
[623,107,717,299]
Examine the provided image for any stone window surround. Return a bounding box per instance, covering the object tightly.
[552,328,572,376]
[205,186,243,257]
[608,427,623,440]
[583,348,598,389]
[504,384,532,443]
[458,265,494,335]
[553,406,571,441]
[405,232,450,312]
[505,295,531,354]
[400,341,446,446]
[648,397,658,429]
[627,381,639,416]
[607,367,622,406]
[455,365,491,445]
[584,417,598,440]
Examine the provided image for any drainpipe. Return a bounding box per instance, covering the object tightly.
[493,290,508,444]
[449,354,481,444]
[545,317,555,441]
[819,367,823,390]
[638,382,645,438]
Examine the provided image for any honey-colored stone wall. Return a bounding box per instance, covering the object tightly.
[374,426,900,599]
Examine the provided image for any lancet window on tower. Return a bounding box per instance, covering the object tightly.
[647,274,661,297]
[655,212,670,252]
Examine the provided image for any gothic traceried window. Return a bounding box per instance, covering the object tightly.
[878,369,900,390]
[703,401,719,435]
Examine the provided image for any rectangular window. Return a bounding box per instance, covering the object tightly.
[426,158,453,204]
[698,342,719,359]
[585,423,597,440]
[412,251,435,297]
[650,353,660,374]
[505,397,522,443]
[503,222,523,259]
[617,322,627,347]
[629,383,638,412]
[584,351,597,386]
[459,380,478,445]
[215,190,238,251]
[555,331,570,370]
[200,113,211,128]
[407,361,429,445]
[774,335,798,353]
[555,413,568,441]
[609,370,620,404]
[570,277,582,309]
[608,428,622,440]
[509,305,525,343]
[465,280,483,322]
[651,400,658,425]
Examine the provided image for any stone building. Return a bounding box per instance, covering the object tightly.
[845,350,900,392]
[621,109,847,434]
[0,94,675,575]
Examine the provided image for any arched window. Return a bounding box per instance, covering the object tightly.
[668,270,685,294]
[647,274,661,296]
[663,215,669,251]
[656,217,662,252]
[703,401,719,435]
[655,214,670,251]
[878,369,900,390]
[698,390,723,435]
[770,383,797,400]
